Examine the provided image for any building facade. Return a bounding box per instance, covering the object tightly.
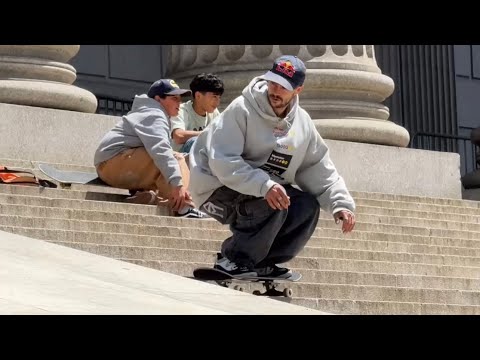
[70,45,480,176]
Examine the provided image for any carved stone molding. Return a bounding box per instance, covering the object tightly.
[167,45,410,147]
[0,45,97,113]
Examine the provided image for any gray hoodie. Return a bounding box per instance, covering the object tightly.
[189,77,355,215]
[94,94,183,187]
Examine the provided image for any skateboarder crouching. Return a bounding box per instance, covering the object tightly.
[94,79,207,218]
[188,55,356,277]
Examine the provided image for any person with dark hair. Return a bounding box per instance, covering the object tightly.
[170,73,224,154]
[189,55,356,277]
[93,79,207,218]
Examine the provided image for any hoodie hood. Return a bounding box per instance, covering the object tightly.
[189,76,355,216]
[241,77,299,127]
[130,94,168,116]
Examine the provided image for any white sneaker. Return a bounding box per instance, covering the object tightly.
[176,207,209,219]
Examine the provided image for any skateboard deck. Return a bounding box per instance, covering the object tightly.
[38,163,106,187]
[193,267,301,298]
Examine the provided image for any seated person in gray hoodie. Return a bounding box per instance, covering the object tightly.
[189,55,356,277]
[94,79,207,218]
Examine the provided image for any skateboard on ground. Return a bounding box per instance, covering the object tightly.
[192,267,302,298]
[38,163,107,188]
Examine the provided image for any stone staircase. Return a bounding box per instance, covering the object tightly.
[1,161,480,314]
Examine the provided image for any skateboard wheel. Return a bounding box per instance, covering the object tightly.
[283,288,293,298]
[253,290,262,296]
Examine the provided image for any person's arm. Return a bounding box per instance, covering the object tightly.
[295,121,355,215]
[207,105,277,198]
[170,109,202,145]
[172,128,202,145]
[134,114,184,187]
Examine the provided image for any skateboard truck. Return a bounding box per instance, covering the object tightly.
[252,280,293,298]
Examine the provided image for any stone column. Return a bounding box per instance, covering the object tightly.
[166,45,410,147]
[0,45,97,113]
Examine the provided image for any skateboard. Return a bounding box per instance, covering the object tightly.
[192,267,302,298]
[38,163,107,188]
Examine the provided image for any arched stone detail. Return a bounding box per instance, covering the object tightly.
[279,45,301,56]
[167,45,410,147]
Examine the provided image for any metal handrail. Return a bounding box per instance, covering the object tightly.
[412,131,478,175]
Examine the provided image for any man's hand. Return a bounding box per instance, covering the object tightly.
[334,210,356,234]
[265,184,290,210]
[169,185,188,211]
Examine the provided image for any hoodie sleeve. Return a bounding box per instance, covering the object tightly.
[207,106,277,197]
[133,114,183,187]
[295,124,355,215]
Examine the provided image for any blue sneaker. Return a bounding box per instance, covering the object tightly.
[214,253,257,277]
[254,265,292,279]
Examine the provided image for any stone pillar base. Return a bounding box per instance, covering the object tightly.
[315,118,410,147]
[0,45,97,113]
[0,80,97,113]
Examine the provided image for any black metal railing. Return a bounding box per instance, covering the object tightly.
[412,132,478,176]
[96,96,133,116]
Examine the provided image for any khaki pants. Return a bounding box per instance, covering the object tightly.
[96,147,190,202]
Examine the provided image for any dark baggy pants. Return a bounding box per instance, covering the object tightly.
[200,185,320,269]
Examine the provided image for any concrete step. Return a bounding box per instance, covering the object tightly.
[5,202,480,233]
[94,256,480,306]
[311,237,480,257]
[0,193,164,216]
[45,242,480,276]
[356,198,480,216]
[123,259,480,314]
[319,229,480,249]
[5,200,480,233]
[125,256,480,281]
[0,157,96,173]
[4,191,480,225]
[5,189,480,228]
[0,183,129,202]
[2,213,480,244]
[357,205,480,224]
[53,241,480,268]
[4,194,480,236]
[350,190,480,208]
[8,225,480,258]
[3,182,480,218]
[118,258,480,291]
[292,297,480,315]
[4,207,480,250]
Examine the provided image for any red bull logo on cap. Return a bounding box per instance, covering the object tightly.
[276,61,296,78]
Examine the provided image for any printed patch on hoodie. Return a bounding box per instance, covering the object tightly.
[259,150,292,178]
[273,127,288,138]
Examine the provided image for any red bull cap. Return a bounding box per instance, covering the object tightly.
[261,55,306,91]
[147,79,192,98]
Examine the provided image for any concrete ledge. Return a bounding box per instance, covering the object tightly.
[0,230,325,315]
[0,103,117,166]
[326,139,462,199]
